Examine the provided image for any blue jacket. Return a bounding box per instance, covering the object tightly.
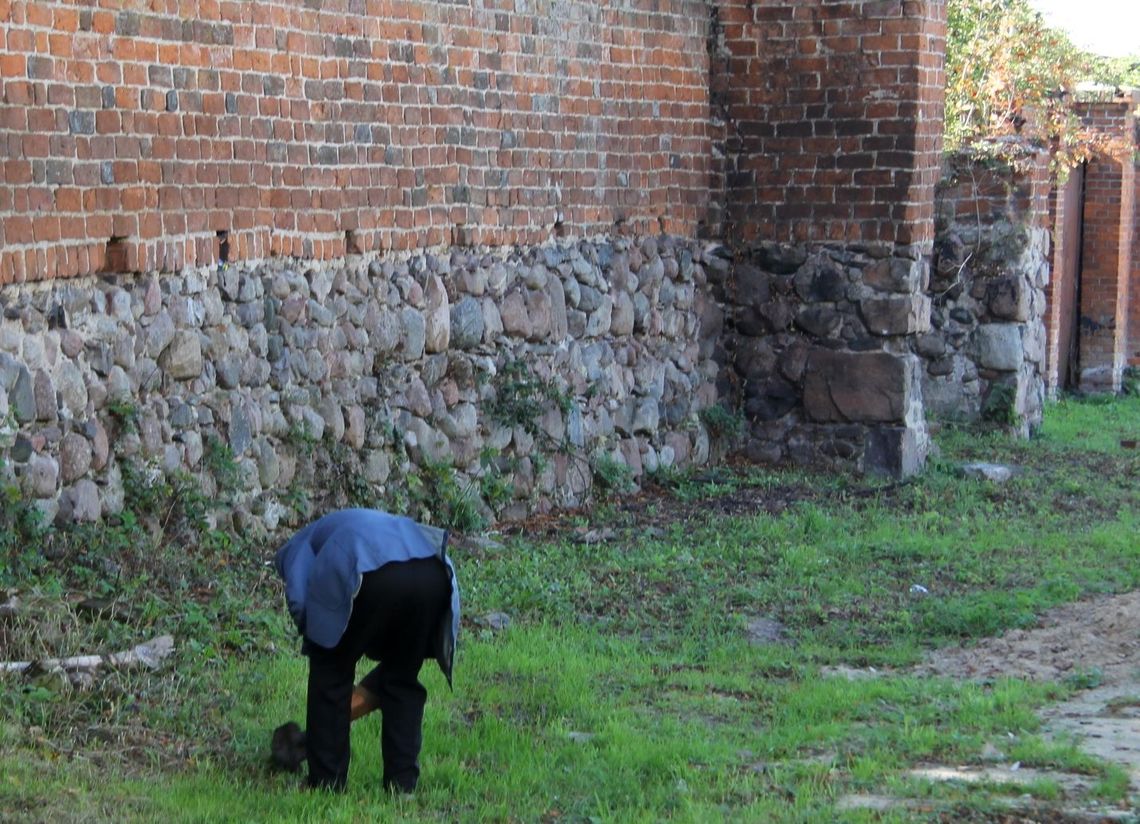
[273,508,460,685]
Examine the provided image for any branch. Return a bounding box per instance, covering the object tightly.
[0,635,175,675]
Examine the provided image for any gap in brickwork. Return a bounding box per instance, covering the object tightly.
[344,230,361,255]
[216,230,230,264]
[104,236,129,274]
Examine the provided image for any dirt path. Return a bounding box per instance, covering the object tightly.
[919,591,1140,688]
[919,590,1140,780]
[838,592,1140,820]
[843,591,1140,820]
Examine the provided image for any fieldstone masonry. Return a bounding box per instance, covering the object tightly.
[925,149,1052,435]
[2,0,1133,533]
[0,236,722,525]
[717,241,930,475]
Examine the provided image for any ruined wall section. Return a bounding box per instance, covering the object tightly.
[928,149,1051,435]
[0,0,711,282]
[712,0,946,476]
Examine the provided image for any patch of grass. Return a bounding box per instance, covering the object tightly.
[2,394,1139,819]
[1090,765,1133,800]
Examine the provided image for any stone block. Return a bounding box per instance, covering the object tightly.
[859,294,931,336]
[971,324,1023,371]
[865,425,927,477]
[986,276,1030,321]
[424,275,450,354]
[863,257,928,293]
[159,328,204,380]
[803,350,919,424]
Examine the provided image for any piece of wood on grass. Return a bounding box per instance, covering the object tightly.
[0,634,176,675]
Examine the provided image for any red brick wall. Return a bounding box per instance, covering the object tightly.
[938,147,1051,228]
[712,0,946,247]
[1075,99,1136,391]
[0,0,711,282]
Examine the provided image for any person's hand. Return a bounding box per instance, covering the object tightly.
[270,721,306,772]
[351,684,380,720]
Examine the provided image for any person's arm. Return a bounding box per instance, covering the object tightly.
[351,684,380,720]
[274,538,310,636]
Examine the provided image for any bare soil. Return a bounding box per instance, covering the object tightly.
[921,590,1140,781]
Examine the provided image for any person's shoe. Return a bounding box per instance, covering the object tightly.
[305,776,347,793]
[383,773,418,794]
[269,721,306,773]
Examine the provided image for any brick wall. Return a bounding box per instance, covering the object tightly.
[0,0,711,283]
[712,0,946,246]
[1073,96,1136,392]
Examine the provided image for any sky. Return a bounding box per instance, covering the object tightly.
[1027,0,1140,58]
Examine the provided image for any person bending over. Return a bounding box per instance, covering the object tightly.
[273,508,460,793]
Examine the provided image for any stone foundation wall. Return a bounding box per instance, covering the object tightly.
[718,240,930,476]
[0,234,723,528]
[927,150,1051,435]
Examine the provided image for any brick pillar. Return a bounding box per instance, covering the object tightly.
[714,0,946,476]
[1045,166,1085,394]
[1075,95,1137,393]
[1131,108,1140,370]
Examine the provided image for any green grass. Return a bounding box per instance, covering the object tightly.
[2,394,1139,821]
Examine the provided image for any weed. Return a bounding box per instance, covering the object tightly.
[202,436,242,500]
[699,402,746,444]
[0,478,47,586]
[980,381,1018,427]
[591,451,634,493]
[1090,765,1132,801]
[323,440,375,509]
[106,397,140,433]
[1062,668,1105,690]
[477,447,515,515]
[1123,366,1140,397]
[285,418,319,460]
[406,458,487,533]
[487,359,571,436]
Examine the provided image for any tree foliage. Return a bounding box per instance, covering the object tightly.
[944,0,1134,173]
[1083,55,1140,89]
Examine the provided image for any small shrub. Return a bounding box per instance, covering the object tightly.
[408,459,487,533]
[106,397,139,433]
[981,382,1019,427]
[202,436,242,501]
[478,448,515,514]
[0,477,47,586]
[487,359,571,437]
[699,403,745,443]
[592,452,634,493]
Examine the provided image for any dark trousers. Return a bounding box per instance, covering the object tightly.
[304,557,449,792]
